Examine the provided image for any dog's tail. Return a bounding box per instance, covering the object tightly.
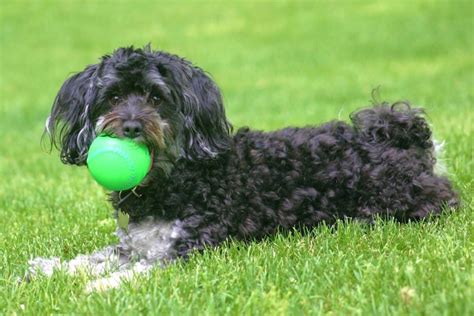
[350,102,433,150]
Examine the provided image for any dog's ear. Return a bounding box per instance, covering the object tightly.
[181,70,232,160]
[45,64,99,165]
[164,61,232,160]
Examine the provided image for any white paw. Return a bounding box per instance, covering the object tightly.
[85,277,120,293]
[84,261,151,293]
[85,270,134,293]
[27,257,61,278]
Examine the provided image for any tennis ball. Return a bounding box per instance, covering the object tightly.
[86,135,152,191]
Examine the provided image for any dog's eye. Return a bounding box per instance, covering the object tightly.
[151,94,162,104]
[110,96,121,105]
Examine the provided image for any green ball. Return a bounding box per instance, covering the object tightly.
[86,135,152,191]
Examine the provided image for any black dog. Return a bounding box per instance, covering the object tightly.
[32,46,458,291]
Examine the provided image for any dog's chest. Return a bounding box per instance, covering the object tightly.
[116,217,184,262]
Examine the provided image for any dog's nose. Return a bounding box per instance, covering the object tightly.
[122,120,143,138]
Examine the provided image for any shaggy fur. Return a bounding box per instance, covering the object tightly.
[31,46,459,291]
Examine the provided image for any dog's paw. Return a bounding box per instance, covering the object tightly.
[85,277,121,293]
[84,260,151,293]
[85,270,134,293]
[26,257,61,280]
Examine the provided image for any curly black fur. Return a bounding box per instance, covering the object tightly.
[46,46,459,263]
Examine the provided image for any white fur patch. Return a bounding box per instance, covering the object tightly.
[117,217,184,262]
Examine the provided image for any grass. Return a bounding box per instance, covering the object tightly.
[0,0,473,314]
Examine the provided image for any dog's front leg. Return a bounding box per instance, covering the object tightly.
[84,259,152,293]
[83,214,226,292]
[83,217,182,292]
[27,245,130,280]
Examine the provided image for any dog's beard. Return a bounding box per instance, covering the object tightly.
[95,106,167,150]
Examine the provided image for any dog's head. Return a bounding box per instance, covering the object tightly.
[45,46,232,175]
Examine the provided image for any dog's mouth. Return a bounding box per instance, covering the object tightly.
[94,112,176,184]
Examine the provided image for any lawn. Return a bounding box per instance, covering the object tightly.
[0,0,472,315]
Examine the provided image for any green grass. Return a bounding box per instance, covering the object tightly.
[1,0,473,314]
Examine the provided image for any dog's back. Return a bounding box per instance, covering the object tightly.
[224,103,458,232]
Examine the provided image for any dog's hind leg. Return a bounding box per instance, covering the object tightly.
[406,173,459,220]
[354,168,459,222]
[350,102,459,221]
